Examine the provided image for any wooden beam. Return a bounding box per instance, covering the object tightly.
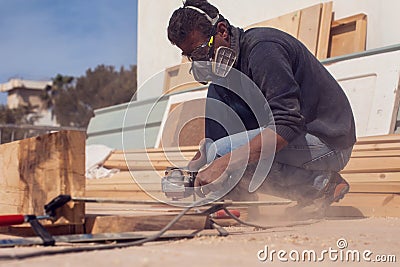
[0,131,85,225]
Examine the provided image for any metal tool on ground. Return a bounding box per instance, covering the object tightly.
[0,194,72,246]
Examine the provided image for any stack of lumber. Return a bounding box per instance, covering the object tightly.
[86,134,400,218]
[331,134,400,217]
[86,146,198,200]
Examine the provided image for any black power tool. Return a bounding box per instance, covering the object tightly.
[161,167,197,200]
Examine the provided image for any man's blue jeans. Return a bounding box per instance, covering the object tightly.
[205,128,353,201]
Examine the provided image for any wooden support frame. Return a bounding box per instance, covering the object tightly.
[328,13,367,58]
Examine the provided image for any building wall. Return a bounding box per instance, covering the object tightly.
[137,0,400,100]
[7,89,45,110]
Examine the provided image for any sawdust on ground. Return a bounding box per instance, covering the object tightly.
[0,217,399,267]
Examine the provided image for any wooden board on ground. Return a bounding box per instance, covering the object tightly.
[0,131,85,225]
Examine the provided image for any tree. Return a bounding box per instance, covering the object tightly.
[49,65,137,127]
[0,104,36,143]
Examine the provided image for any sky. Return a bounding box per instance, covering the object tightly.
[0,0,138,104]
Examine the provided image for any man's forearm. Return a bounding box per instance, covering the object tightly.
[221,128,288,171]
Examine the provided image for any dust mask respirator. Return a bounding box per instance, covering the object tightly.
[185,6,237,84]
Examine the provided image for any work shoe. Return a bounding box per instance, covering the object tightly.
[285,173,350,219]
[316,172,350,206]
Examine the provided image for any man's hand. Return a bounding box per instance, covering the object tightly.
[192,128,288,197]
[194,154,230,196]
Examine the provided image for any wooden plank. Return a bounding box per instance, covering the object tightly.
[350,150,400,157]
[316,2,333,59]
[352,143,400,152]
[341,157,400,173]
[107,151,196,162]
[86,183,161,192]
[343,172,400,183]
[84,190,154,200]
[349,182,400,193]
[297,3,322,55]
[86,171,164,185]
[0,224,84,237]
[328,13,367,57]
[355,134,400,144]
[114,146,199,154]
[85,214,208,234]
[0,131,85,225]
[103,160,188,171]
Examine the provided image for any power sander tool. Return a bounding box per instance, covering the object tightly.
[161,167,197,200]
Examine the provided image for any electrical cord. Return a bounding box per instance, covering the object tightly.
[0,198,320,261]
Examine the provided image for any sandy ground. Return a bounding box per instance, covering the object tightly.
[0,217,399,267]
